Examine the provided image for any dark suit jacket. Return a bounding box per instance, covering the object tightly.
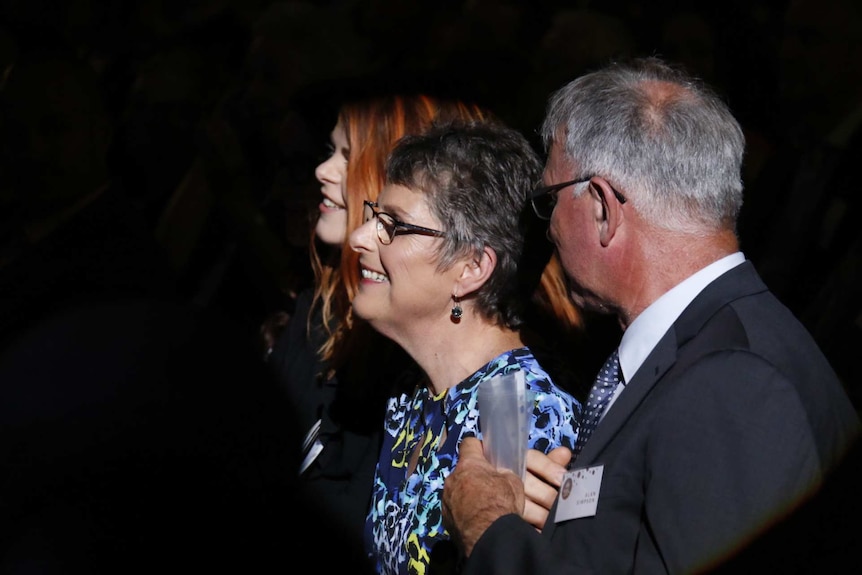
[739,125,862,404]
[465,261,861,575]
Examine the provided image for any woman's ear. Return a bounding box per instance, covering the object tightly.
[455,246,497,296]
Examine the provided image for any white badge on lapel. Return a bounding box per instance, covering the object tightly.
[554,464,604,522]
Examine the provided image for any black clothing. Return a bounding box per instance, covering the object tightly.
[739,126,862,406]
[268,288,417,541]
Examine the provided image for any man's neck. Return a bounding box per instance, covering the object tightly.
[619,228,738,329]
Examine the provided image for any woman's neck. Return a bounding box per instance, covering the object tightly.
[407,322,524,397]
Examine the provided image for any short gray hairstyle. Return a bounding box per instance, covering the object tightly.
[385,120,543,329]
[540,57,745,232]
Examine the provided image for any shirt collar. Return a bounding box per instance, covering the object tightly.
[618,252,745,383]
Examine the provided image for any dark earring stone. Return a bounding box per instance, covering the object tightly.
[451,304,463,321]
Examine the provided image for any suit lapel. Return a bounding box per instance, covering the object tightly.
[545,261,771,538]
[577,261,768,463]
[575,331,676,465]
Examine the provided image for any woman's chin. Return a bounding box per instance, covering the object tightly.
[314,219,346,246]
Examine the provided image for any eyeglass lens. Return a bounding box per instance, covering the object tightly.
[364,201,395,244]
[532,190,557,220]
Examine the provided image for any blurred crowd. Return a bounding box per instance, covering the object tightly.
[0,0,859,568]
[0,0,812,347]
[0,0,862,414]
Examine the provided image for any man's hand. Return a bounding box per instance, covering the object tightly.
[522,446,571,530]
[443,437,524,557]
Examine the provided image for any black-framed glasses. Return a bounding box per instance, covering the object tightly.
[363,200,445,245]
[530,177,627,220]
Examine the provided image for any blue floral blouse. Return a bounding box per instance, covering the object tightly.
[364,347,581,575]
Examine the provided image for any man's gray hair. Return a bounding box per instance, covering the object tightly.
[541,57,746,233]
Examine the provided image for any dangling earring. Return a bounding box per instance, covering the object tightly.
[450,296,463,323]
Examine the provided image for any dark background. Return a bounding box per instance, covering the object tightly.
[0,0,859,436]
[0,0,859,432]
[0,0,860,570]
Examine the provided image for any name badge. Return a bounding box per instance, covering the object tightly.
[554,464,604,523]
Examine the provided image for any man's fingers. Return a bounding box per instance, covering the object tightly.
[522,498,551,531]
[444,438,524,557]
[459,436,485,460]
[547,445,572,468]
[525,446,570,488]
[520,446,572,532]
[524,467,562,511]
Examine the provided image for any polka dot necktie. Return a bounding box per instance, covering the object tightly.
[572,348,622,460]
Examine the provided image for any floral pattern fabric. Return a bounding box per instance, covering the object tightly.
[364,347,581,575]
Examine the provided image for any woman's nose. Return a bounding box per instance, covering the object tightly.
[315,157,338,184]
[349,218,375,253]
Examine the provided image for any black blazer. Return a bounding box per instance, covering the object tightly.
[464,261,860,575]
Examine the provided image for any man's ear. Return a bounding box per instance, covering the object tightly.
[590,177,625,248]
[455,246,497,296]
